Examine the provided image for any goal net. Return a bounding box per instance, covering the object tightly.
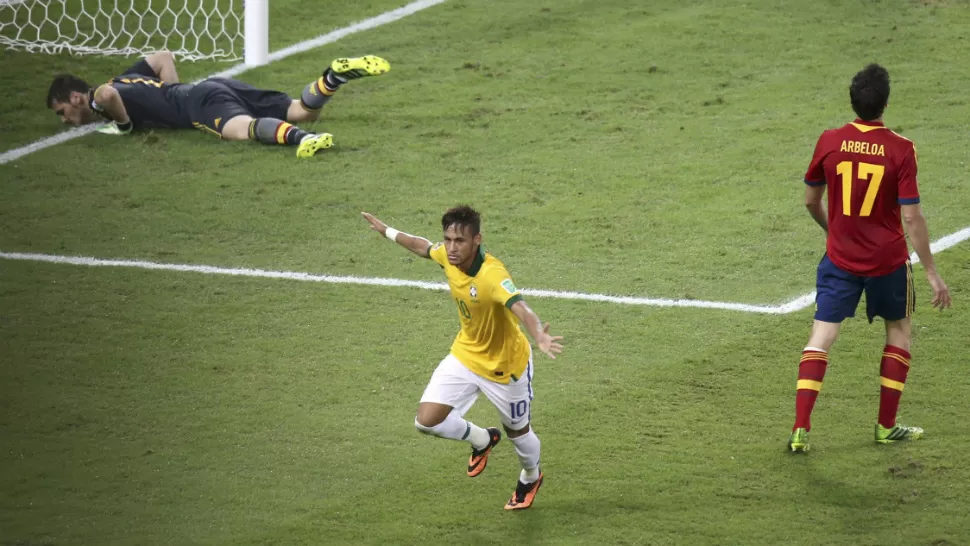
[0,0,249,61]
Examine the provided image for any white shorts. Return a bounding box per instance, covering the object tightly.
[419,351,534,431]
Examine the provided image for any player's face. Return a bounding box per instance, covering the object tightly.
[51,92,96,126]
[443,224,481,268]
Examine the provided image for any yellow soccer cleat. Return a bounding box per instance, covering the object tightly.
[330,55,391,79]
[296,133,333,158]
[788,428,809,453]
[875,423,924,444]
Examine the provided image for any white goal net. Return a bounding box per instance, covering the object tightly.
[0,0,247,61]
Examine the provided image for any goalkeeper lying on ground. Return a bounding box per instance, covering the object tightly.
[46,51,389,158]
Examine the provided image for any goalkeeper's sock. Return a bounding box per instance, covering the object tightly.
[878,345,911,428]
[324,68,348,89]
[248,118,310,146]
[299,75,336,112]
[793,347,828,431]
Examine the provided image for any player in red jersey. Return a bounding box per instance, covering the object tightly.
[788,64,952,452]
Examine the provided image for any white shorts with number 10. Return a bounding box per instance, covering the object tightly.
[420,350,534,431]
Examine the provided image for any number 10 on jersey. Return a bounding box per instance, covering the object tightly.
[836,160,885,217]
[455,298,472,319]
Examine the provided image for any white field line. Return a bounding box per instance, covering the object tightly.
[0,250,785,313]
[0,0,448,166]
[2,226,967,314]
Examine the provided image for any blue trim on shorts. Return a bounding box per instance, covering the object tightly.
[526,350,534,423]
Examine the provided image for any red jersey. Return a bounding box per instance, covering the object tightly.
[804,119,920,276]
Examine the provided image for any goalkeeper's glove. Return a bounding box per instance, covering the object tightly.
[98,120,133,135]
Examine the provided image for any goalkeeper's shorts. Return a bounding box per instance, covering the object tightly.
[187,78,292,136]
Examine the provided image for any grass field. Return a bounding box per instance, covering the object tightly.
[2,0,970,544]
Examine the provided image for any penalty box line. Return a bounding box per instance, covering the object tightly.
[0,0,449,166]
[0,250,787,314]
[2,226,966,314]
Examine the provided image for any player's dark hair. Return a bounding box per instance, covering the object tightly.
[849,64,890,121]
[46,74,92,108]
[441,205,481,235]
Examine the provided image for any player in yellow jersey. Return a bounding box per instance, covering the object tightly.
[361,206,564,510]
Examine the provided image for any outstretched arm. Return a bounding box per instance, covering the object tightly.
[510,299,563,359]
[361,212,433,259]
[145,51,179,83]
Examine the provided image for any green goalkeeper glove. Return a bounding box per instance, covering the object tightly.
[97,120,133,135]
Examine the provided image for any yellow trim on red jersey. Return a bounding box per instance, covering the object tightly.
[850,122,888,133]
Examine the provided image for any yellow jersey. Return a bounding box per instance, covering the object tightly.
[429,243,530,384]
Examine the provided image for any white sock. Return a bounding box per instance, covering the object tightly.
[416,410,489,449]
[467,425,490,450]
[446,409,490,449]
[509,430,541,483]
[520,467,540,484]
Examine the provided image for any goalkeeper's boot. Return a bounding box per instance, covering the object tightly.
[329,55,391,80]
[788,427,810,453]
[504,472,544,510]
[296,133,333,158]
[467,427,501,477]
[875,423,924,444]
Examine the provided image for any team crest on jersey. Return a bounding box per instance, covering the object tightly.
[501,279,517,294]
[470,285,477,298]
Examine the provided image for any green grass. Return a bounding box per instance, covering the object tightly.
[2,0,970,544]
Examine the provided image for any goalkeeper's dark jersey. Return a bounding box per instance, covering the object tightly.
[92,59,193,129]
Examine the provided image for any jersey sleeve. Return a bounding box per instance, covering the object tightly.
[428,242,448,267]
[115,59,157,79]
[89,85,111,118]
[804,132,829,186]
[897,143,920,205]
[489,268,523,309]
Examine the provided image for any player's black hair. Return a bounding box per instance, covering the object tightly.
[849,63,890,121]
[46,74,92,108]
[441,205,481,235]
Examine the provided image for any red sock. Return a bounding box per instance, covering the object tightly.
[878,345,911,428]
[794,348,828,431]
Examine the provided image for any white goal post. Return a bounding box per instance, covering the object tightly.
[0,0,269,65]
[243,0,265,65]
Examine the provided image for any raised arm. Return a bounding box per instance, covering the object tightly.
[145,51,180,83]
[510,299,563,359]
[361,212,433,258]
[901,203,951,309]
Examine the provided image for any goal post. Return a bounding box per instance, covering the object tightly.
[243,0,266,66]
[0,0,269,65]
